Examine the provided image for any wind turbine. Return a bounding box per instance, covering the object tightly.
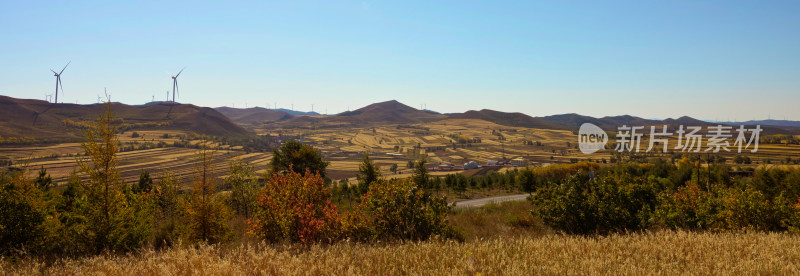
[50,61,70,104]
[169,67,185,102]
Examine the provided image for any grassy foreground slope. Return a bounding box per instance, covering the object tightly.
[4,231,799,275]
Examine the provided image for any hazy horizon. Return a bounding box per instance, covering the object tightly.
[1,1,798,121]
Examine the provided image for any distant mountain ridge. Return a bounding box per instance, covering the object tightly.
[537,113,799,135]
[228,100,799,135]
[215,106,294,126]
[274,108,320,116]
[714,119,800,128]
[449,109,570,130]
[8,93,795,140]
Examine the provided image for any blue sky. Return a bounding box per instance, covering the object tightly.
[1,1,799,121]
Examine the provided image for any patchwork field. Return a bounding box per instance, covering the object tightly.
[1,130,270,188]
[3,119,799,187]
[258,119,800,178]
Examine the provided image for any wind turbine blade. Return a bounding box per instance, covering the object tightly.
[59,61,71,75]
[175,67,185,78]
[50,69,57,74]
[175,81,180,99]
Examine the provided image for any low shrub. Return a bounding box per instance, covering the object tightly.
[344,179,453,241]
[531,173,657,235]
[249,168,341,244]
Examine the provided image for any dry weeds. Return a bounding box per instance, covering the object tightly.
[3,231,800,275]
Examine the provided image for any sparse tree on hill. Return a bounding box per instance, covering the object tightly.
[133,170,153,194]
[182,139,230,243]
[78,99,151,252]
[517,168,535,196]
[152,170,181,248]
[34,166,53,191]
[269,140,330,180]
[413,158,430,189]
[356,154,382,195]
[227,159,258,219]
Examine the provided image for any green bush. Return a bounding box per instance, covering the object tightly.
[531,173,657,235]
[652,184,724,230]
[719,188,797,231]
[0,182,44,254]
[345,179,453,241]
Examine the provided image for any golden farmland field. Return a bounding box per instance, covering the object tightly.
[4,118,800,187]
[0,130,271,188]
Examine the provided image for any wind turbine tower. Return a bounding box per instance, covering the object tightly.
[169,67,185,102]
[50,61,70,104]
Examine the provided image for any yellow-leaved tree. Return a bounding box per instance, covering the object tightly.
[77,98,151,252]
[182,138,230,243]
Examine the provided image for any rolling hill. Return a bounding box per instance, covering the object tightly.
[0,95,251,140]
[273,108,320,116]
[269,100,446,128]
[448,109,570,130]
[336,100,445,123]
[215,106,294,126]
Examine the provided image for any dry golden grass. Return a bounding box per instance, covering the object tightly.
[448,201,549,240]
[4,231,800,275]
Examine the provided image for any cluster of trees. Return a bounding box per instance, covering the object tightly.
[226,134,274,153]
[733,155,753,164]
[447,134,476,144]
[760,134,800,145]
[531,159,800,234]
[0,136,39,145]
[63,119,170,132]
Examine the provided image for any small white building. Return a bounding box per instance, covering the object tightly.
[464,161,479,170]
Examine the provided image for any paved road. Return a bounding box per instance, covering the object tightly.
[452,193,530,209]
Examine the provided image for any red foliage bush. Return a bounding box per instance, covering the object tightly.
[248,167,341,244]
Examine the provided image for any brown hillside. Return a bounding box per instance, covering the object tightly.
[0,95,251,140]
[215,106,293,126]
[449,109,569,130]
[336,100,445,124]
[272,100,445,128]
